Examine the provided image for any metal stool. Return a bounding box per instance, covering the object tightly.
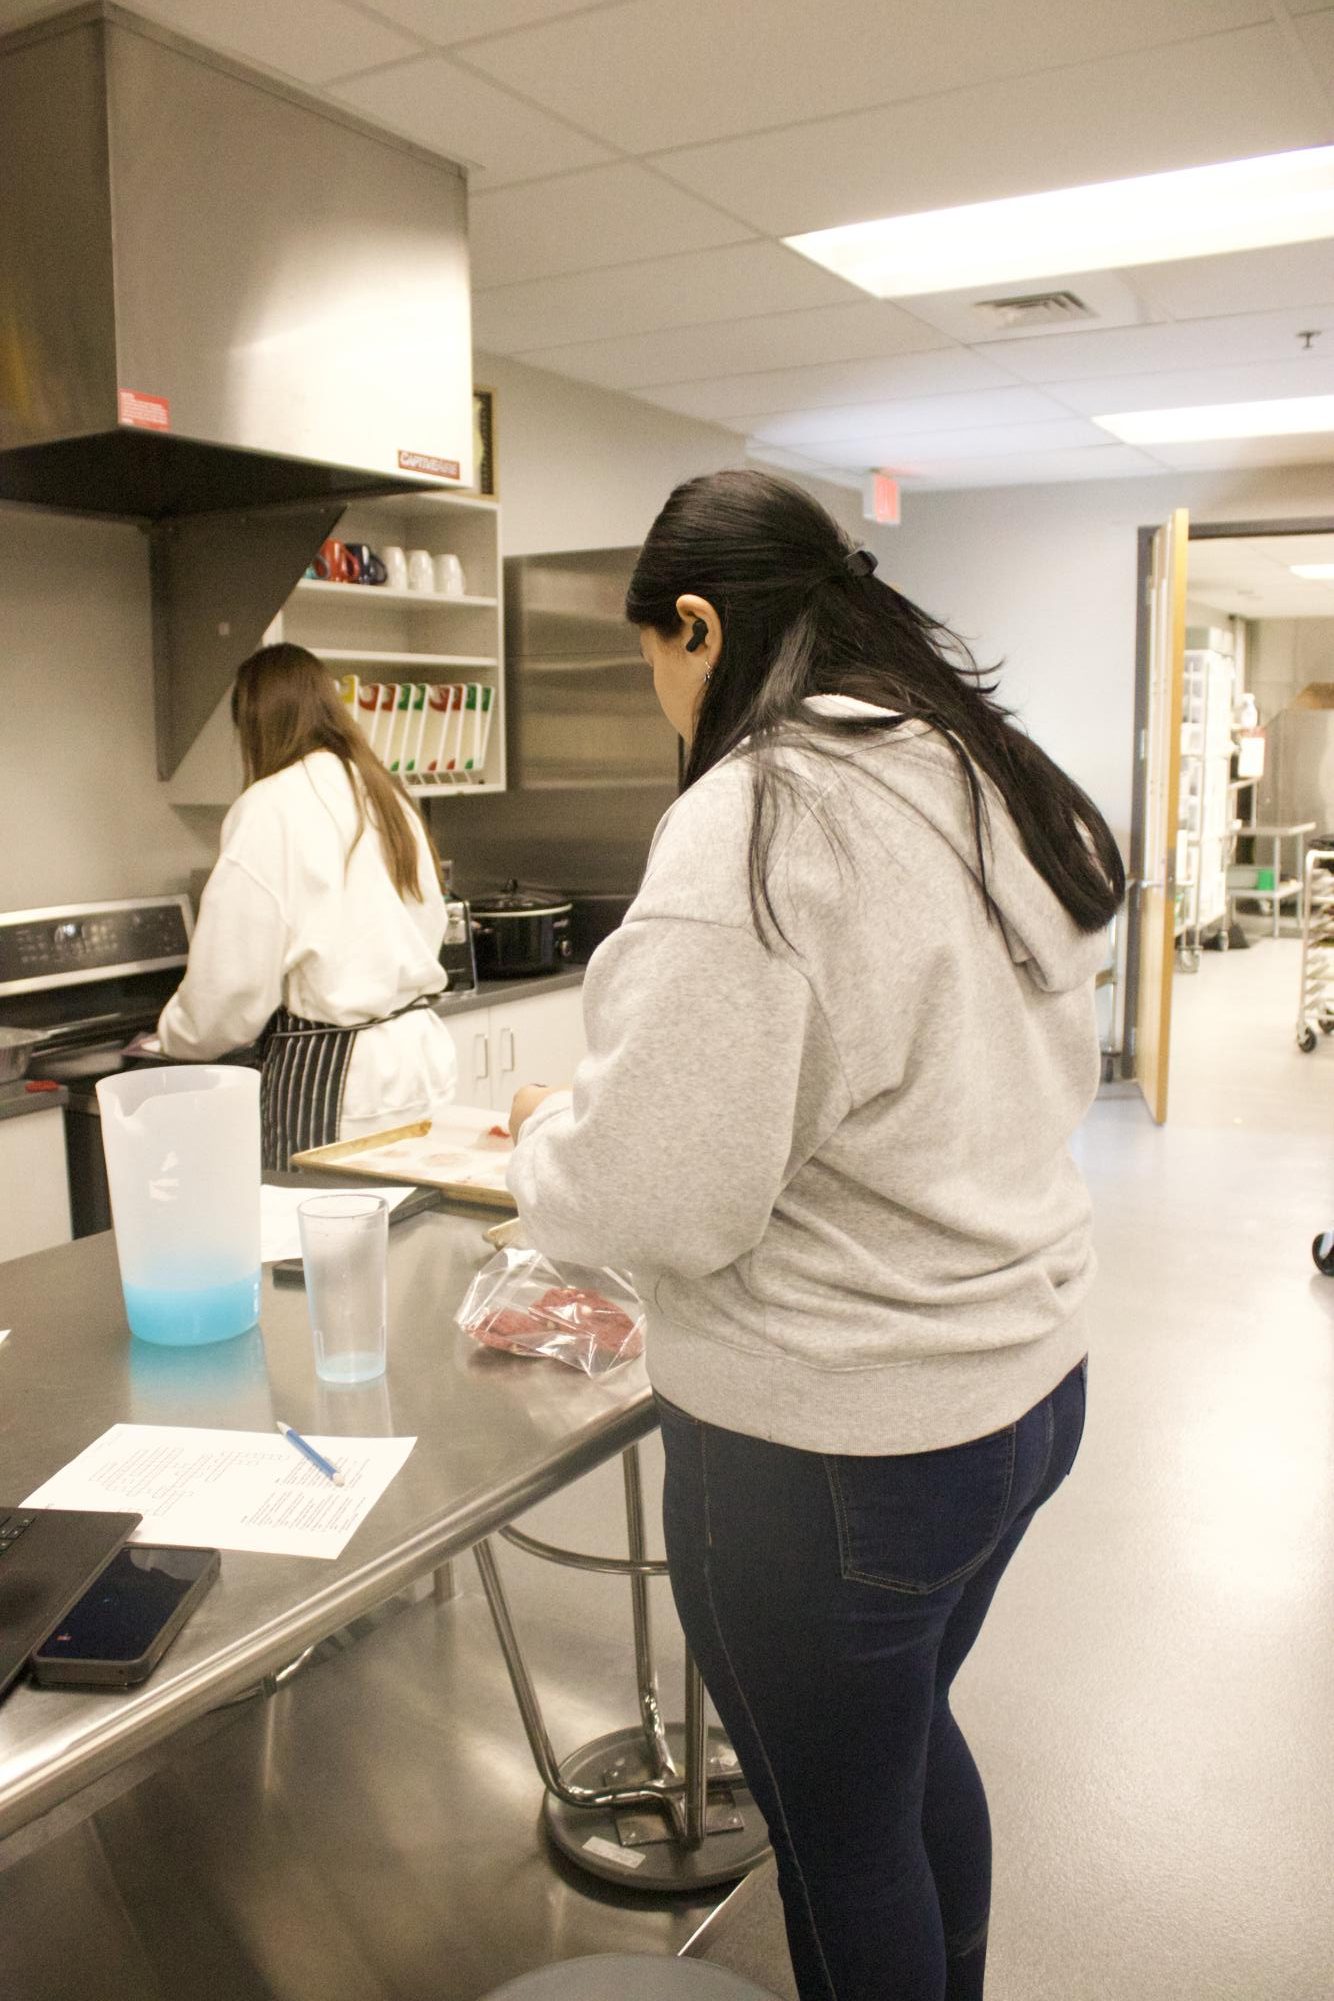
[474,1443,770,1891]
[483,1954,782,2000]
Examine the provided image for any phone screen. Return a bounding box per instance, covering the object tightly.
[38,1546,216,1663]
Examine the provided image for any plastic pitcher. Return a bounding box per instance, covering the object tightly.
[96,1066,261,1346]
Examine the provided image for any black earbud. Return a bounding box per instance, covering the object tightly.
[685,617,708,654]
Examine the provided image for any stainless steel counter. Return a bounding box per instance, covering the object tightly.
[0,1206,654,1841]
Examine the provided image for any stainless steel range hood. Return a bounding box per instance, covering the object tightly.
[0,3,473,520]
[0,4,475,775]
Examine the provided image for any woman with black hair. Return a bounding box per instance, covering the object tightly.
[508,470,1122,2001]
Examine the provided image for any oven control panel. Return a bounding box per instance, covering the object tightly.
[0,900,193,994]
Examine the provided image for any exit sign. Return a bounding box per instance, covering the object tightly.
[863,472,901,526]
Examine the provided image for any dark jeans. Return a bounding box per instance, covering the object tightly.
[658,1358,1087,2001]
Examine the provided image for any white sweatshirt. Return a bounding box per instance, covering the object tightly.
[509,704,1106,1455]
[158,751,457,1134]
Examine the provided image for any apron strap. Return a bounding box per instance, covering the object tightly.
[259,995,442,1169]
[263,992,440,1040]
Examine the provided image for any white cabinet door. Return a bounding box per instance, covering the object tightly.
[0,1108,73,1262]
[491,987,586,1108]
[440,1006,496,1110]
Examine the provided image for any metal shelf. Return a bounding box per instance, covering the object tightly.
[295,581,497,609]
[1232,877,1302,904]
[321,648,499,669]
[405,777,504,797]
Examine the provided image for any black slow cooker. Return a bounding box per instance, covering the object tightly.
[467,881,573,979]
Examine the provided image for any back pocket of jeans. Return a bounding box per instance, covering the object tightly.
[823,1424,1018,1595]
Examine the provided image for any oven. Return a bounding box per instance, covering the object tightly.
[0,898,195,1238]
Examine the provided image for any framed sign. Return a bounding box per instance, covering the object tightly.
[472,387,497,497]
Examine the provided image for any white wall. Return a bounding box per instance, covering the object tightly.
[0,506,219,911]
[476,351,743,555]
[882,463,1334,848]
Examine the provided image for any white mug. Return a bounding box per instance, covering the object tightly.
[434,552,465,598]
[407,548,434,593]
[382,545,408,591]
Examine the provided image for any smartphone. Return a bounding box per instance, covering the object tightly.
[30,1545,220,1689]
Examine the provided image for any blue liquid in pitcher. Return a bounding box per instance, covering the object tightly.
[123,1272,261,1347]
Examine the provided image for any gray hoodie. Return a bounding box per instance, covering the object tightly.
[509,701,1105,1454]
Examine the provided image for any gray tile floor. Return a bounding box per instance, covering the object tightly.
[3,936,1331,2000]
[936,937,1334,2001]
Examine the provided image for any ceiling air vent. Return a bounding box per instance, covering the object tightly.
[972,290,1096,331]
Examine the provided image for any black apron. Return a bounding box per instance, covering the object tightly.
[259,996,438,1171]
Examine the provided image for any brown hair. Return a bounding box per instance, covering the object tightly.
[230,643,441,902]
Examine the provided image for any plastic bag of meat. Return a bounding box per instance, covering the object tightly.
[456,1246,646,1376]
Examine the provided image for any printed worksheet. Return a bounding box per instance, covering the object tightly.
[259,1182,414,1262]
[23,1425,417,1559]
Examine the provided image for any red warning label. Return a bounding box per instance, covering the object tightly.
[118,389,171,431]
[398,449,460,480]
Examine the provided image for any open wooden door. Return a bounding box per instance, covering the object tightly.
[1132,508,1188,1124]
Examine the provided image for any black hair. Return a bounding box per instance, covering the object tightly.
[625,468,1124,945]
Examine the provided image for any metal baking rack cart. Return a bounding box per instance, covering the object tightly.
[1295,845,1334,1052]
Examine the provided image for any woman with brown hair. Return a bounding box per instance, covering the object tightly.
[158,643,456,1168]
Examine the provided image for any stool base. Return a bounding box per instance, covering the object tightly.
[544,1726,771,1891]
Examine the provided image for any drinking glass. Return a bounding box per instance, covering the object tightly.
[297,1193,388,1384]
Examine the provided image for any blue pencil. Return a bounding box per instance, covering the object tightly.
[276,1421,345,1487]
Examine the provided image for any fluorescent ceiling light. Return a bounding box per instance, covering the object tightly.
[784,146,1334,298]
[1290,563,1334,579]
[1094,395,1334,443]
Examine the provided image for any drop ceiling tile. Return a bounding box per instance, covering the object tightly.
[749,387,1076,449]
[127,0,420,85]
[361,0,601,41]
[992,307,1334,384]
[1127,238,1334,320]
[331,54,612,186]
[516,298,953,389]
[904,444,1168,490]
[1214,531,1334,566]
[0,0,64,26]
[651,26,1321,236]
[468,164,752,287]
[746,443,865,491]
[462,0,1270,155]
[810,419,1111,471]
[1183,577,1334,617]
[901,272,1160,346]
[1047,355,1334,418]
[642,349,1019,425]
[1187,534,1334,617]
[1295,7,1334,87]
[472,241,854,353]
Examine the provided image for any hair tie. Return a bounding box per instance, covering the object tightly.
[845,546,878,578]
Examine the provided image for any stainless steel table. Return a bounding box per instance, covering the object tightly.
[0,1204,655,1842]
[1234,820,1317,938]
